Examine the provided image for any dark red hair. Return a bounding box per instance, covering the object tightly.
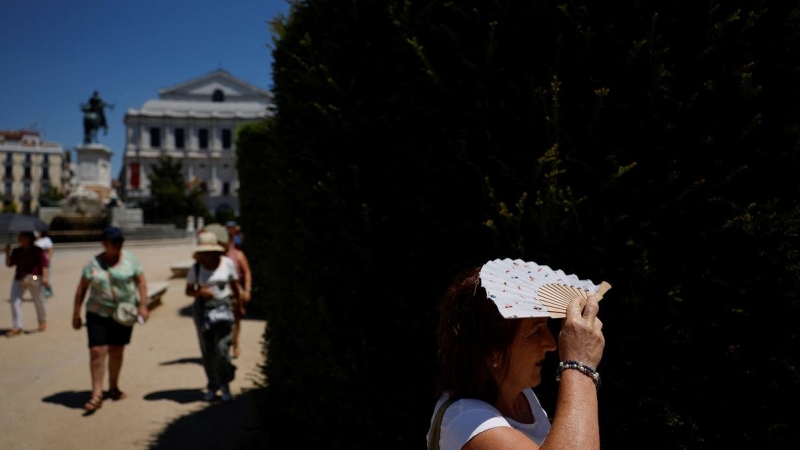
[435,266,522,403]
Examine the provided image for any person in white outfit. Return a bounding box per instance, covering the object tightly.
[427,264,607,450]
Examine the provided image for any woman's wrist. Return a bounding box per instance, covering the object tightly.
[556,360,601,389]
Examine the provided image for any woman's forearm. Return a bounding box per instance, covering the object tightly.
[540,371,600,450]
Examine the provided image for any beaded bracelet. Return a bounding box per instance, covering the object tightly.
[555,360,601,389]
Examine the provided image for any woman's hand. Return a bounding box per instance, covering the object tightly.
[196,286,214,299]
[558,292,605,370]
[72,314,82,330]
[239,289,251,304]
[138,305,149,323]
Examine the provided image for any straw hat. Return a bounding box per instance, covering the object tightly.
[203,223,230,245]
[194,231,225,254]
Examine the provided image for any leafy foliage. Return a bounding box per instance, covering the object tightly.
[140,156,211,226]
[2,200,19,213]
[38,186,65,207]
[239,1,800,449]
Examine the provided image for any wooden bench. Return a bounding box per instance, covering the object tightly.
[146,281,169,309]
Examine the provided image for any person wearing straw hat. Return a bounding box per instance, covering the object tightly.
[426,263,607,450]
[185,231,242,402]
[196,223,252,359]
[71,227,149,412]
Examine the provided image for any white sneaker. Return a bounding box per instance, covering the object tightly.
[220,385,233,402]
[203,390,216,401]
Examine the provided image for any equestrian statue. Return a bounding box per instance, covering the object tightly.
[81,91,114,144]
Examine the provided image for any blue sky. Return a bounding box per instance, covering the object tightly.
[0,0,292,177]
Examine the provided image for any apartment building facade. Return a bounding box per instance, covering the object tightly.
[0,129,70,214]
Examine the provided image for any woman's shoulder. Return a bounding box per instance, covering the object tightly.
[435,393,505,424]
[433,394,509,450]
[121,249,141,263]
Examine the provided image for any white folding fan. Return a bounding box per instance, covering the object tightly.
[479,258,611,319]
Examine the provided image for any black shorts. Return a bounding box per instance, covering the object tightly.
[86,312,134,347]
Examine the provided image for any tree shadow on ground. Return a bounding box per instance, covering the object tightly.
[145,388,260,450]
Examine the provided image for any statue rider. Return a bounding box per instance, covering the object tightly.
[81,90,113,144]
[88,91,109,130]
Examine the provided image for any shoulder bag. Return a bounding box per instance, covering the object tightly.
[428,395,457,450]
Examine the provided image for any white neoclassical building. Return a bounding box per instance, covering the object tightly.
[120,69,272,215]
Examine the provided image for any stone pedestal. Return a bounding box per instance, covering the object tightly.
[75,143,113,203]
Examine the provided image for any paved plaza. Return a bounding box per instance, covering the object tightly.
[0,238,268,450]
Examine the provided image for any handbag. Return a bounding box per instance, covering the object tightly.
[194,262,235,330]
[113,303,138,326]
[428,395,457,450]
[203,302,235,330]
[106,268,138,327]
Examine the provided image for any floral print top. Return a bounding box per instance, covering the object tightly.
[82,250,143,317]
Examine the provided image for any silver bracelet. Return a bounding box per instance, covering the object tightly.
[555,360,601,389]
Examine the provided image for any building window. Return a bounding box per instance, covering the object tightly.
[130,162,141,189]
[4,166,11,178]
[222,182,230,195]
[198,129,209,149]
[43,154,49,164]
[212,89,225,102]
[222,129,232,149]
[3,182,11,195]
[42,166,49,180]
[5,153,12,163]
[150,127,161,148]
[175,128,185,149]
[23,182,31,196]
[42,179,51,192]
[24,153,31,163]
[24,166,31,179]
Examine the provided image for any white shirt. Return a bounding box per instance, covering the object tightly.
[186,256,238,301]
[427,388,551,450]
[35,236,53,250]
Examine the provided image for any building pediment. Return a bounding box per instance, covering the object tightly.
[158,69,271,102]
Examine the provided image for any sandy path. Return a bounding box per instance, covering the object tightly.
[0,238,267,450]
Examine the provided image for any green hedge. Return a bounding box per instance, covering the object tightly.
[238,1,800,448]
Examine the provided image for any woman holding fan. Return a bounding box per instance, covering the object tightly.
[426,260,609,450]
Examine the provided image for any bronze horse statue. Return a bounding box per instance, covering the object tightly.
[81,91,113,144]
